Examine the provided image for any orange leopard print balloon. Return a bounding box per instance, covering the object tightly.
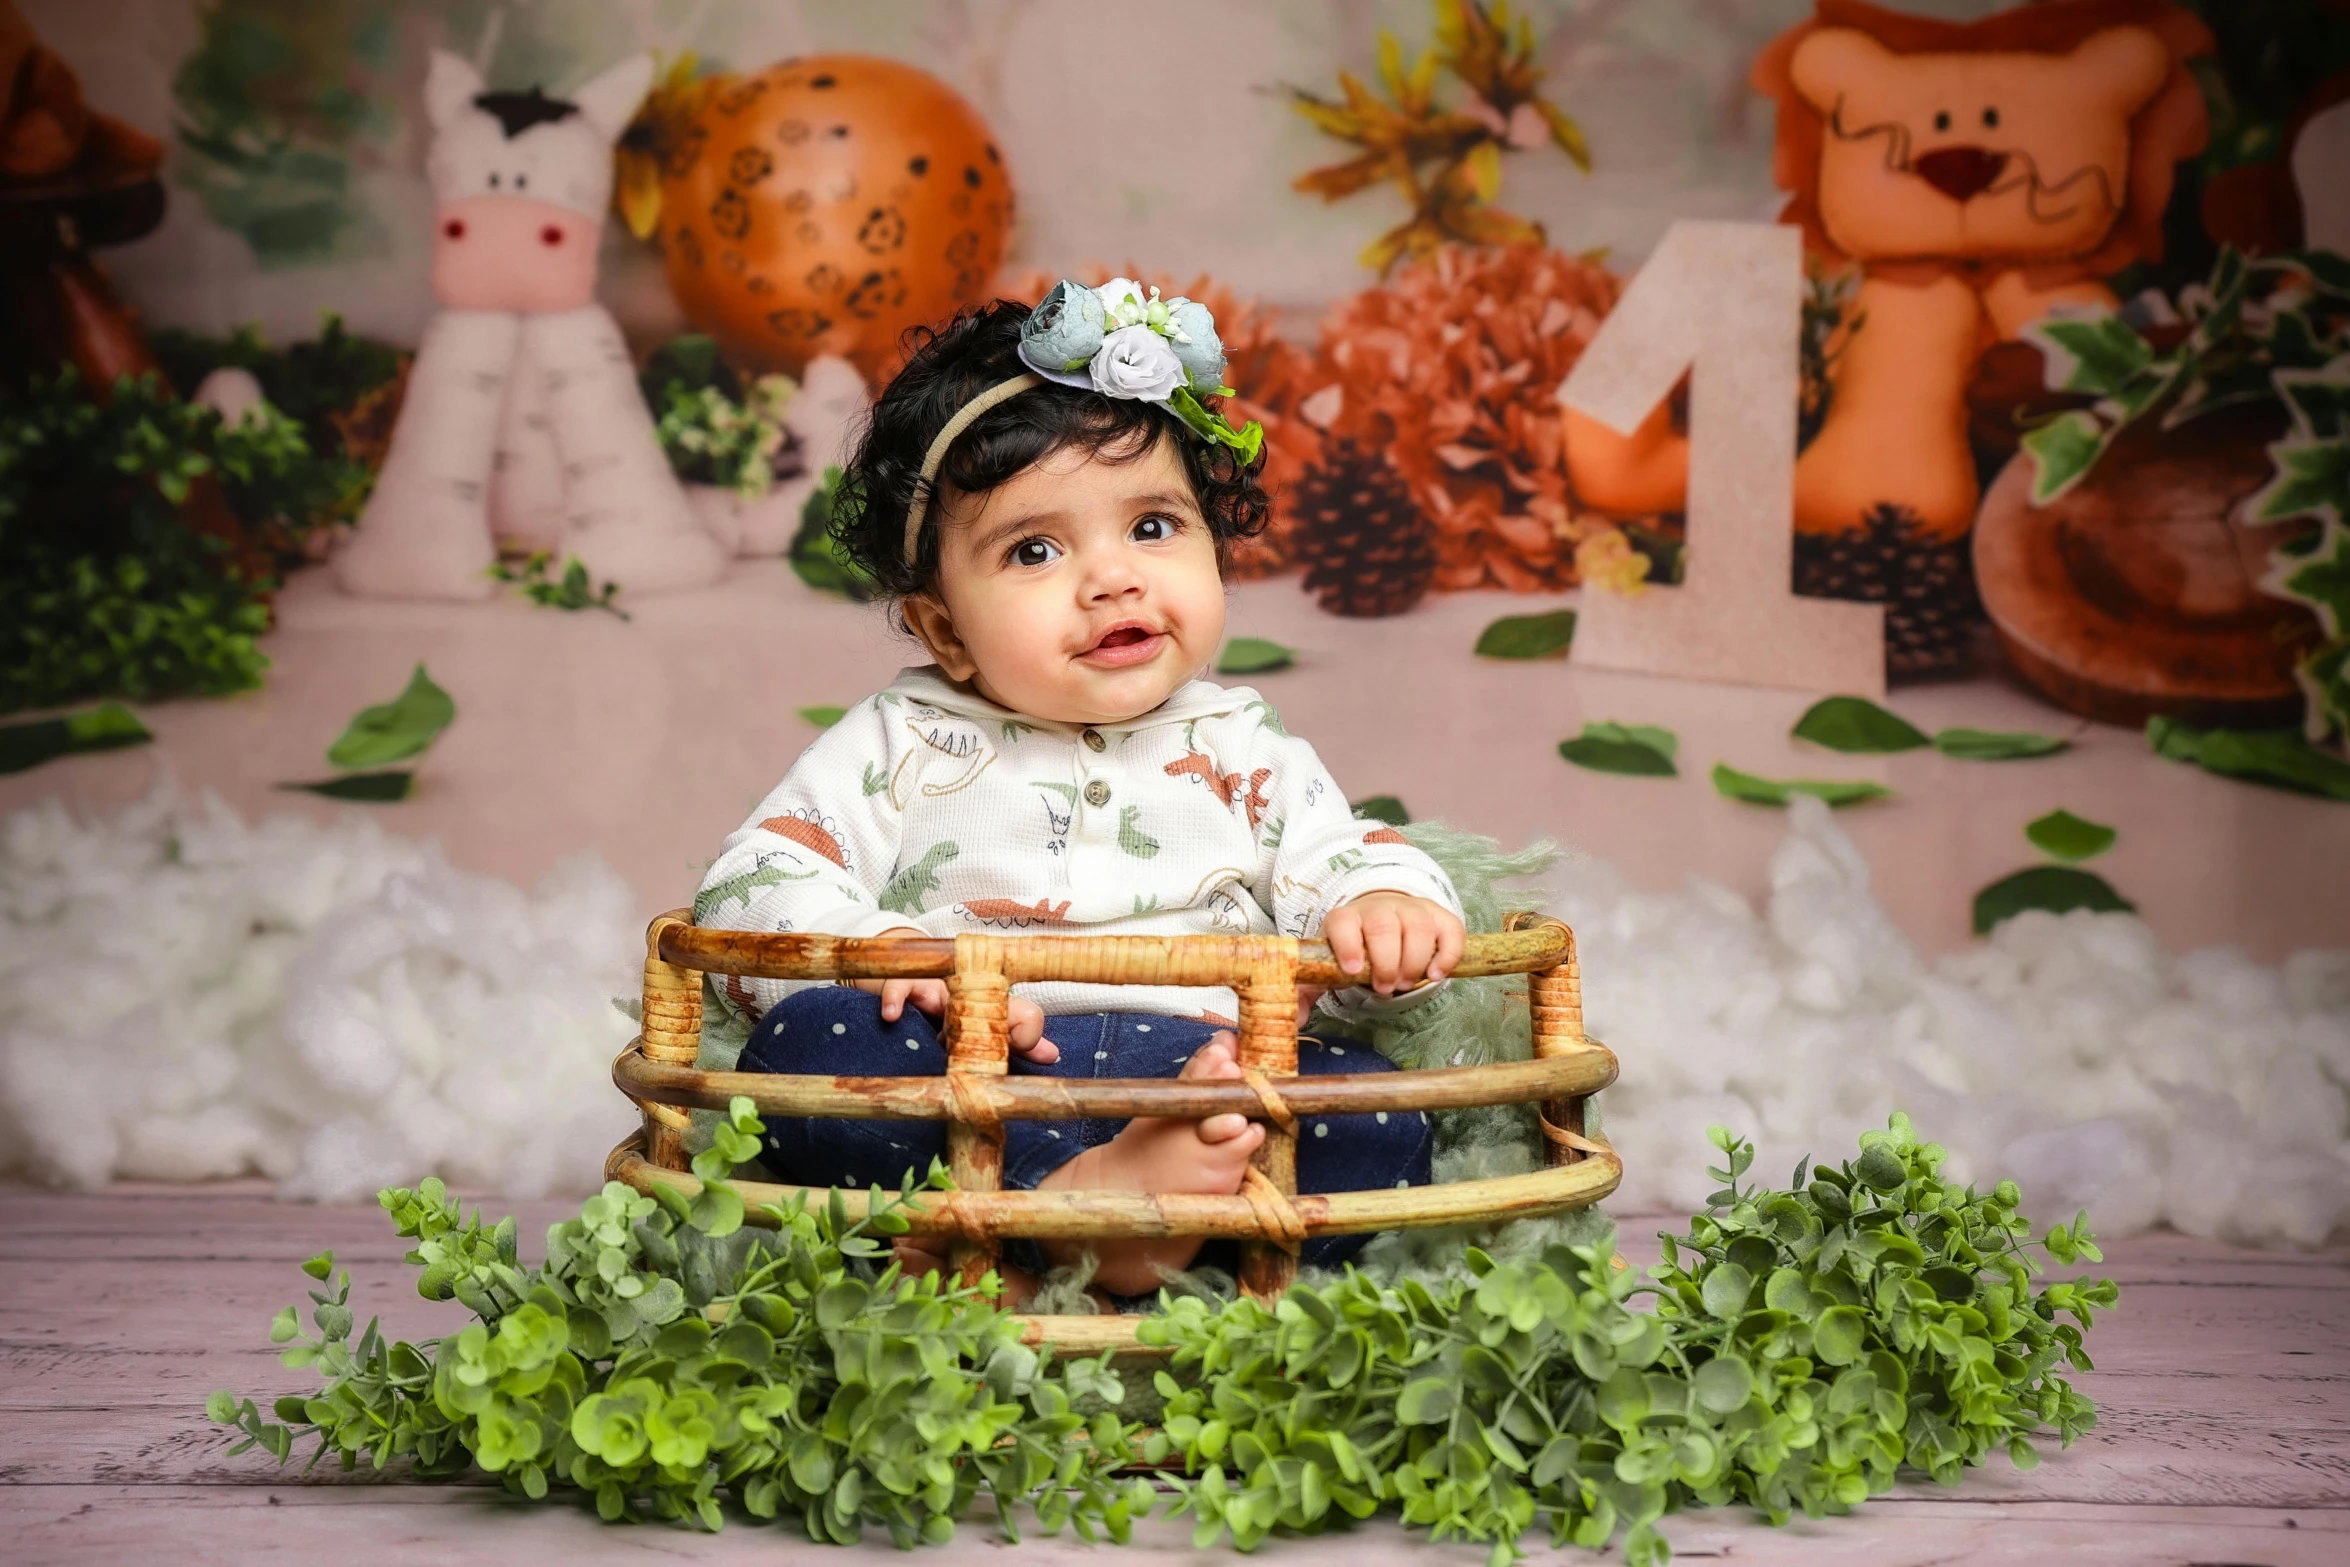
[657,55,1014,381]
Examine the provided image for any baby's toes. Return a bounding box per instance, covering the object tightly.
[1178,1034,1243,1081]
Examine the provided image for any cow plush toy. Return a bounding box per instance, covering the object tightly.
[336,50,725,601]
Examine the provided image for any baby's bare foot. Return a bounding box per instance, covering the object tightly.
[1037,1032,1266,1295]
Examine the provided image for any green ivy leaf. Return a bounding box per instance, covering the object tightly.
[1558,722,1678,776]
[2031,314,2154,398]
[1791,696,1929,753]
[325,664,455,769]
[1217,637,1294,675]
[0,702,151,775]
[1972,866,2136,934]
[1711,763,1891,809]
[1931,727,2069,761]
[1473,608,1577,659]
[797,705,848,729]
[277,771,415,802]
[2021,409,2111,505]
[2024,809,2116,862]
[1350,795,1410,826]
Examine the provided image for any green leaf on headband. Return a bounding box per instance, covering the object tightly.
[1711,763,1891,808]
[1218,637,1294,675]
[797,706,849,730]
[1973,865,2134,934]
[2024,809,2116,862]
[1558,722,1678,776]
[1474,608,1577,660]
[1350,795,1411,826]
[1791,696,1928,754]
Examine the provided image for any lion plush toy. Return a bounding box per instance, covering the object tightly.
[1565,0,2211,667]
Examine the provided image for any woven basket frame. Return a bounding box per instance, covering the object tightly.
[609,909,1620,1350]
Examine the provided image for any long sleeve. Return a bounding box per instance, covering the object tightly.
[695,695,913,1013]
[1216,712,1464,1022]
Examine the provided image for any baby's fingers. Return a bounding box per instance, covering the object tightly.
[1008,999,1058,1065]
[1323,908,1367,985]
[1431,915,1466,981]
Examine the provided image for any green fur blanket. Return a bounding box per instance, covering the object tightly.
[686,821,1607,1306]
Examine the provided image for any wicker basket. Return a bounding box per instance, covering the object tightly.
[607,909,1621,1354]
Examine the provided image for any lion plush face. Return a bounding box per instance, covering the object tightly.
[1789,24,2173,264]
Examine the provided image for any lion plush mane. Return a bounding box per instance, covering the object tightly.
[1753,0,2212,278]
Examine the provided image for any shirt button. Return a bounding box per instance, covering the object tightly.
[1084,779,1111,807]
[1081,729,1107,752]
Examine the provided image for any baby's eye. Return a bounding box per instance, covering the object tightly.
[1131,513,1184,543]
[1010,537,1061,568]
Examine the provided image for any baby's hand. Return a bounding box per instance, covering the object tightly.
[1319,893,1465,997]
[855,931,1058,1064]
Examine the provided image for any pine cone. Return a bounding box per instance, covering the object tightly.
[1291,441,1437,617]
[1792,504,1983,677]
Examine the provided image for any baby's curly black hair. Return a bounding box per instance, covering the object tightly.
[828,299,1269,598]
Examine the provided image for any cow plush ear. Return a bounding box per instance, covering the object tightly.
[1788,27,1896,116]
[570,53,656,144]
[424,48,486,132]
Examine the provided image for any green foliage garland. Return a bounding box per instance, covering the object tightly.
[214,1111,2111,1560]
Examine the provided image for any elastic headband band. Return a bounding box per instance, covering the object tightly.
[901,371,1043,567]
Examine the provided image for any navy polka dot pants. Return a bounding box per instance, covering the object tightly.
[736,985,1433,1269]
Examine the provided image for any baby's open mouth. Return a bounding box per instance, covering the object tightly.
[1083,622,1165,664]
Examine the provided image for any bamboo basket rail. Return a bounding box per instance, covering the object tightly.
[610,908,1620,1351]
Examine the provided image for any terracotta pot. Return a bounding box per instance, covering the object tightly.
[1973,403,2322,727]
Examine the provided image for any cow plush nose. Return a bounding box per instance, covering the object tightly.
[1915,146,2006,202]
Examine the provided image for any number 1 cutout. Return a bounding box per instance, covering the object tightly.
[1558,221,1885,696]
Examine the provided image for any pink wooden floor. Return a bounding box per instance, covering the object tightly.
[4,1182,2346,1565]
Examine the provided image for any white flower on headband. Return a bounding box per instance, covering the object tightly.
[1091,324,1186,401]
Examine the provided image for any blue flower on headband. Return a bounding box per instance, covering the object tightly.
[1020,281,1107,378]
[1165,299,1226,394]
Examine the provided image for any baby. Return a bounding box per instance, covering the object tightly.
[695,278,1465,1294]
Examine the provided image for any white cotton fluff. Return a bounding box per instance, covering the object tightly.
[1558,797,2350,1249]
[0,779,638,1201]
[3,782,2344,1249]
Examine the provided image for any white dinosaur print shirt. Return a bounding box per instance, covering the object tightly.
[696,666,1463,1024]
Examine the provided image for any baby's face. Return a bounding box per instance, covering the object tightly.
[910,435,1226,725]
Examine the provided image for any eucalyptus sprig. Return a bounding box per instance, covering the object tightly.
[214,1114,2113,1560]
[211,1096,1150,1544]
[1139,1114,2114,1566]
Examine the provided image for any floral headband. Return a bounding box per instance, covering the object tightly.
[900,278,1265,566]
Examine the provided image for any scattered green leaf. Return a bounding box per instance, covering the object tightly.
[278,771,416,803]
[1350,794,1411,826]
[1791,696,1929,753]
[1558,721,1678,776]
[1931,727,2069,761]
[1711,763,1891,808]
[1217,636,1295,675]
[325,665,455,770]
[797,706,848,730]
[2024,809,2117,862]
[0,702,152,775]
[2147,716,2350,800]
[1972,865,2136,934]
[1473,608,1577,660]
